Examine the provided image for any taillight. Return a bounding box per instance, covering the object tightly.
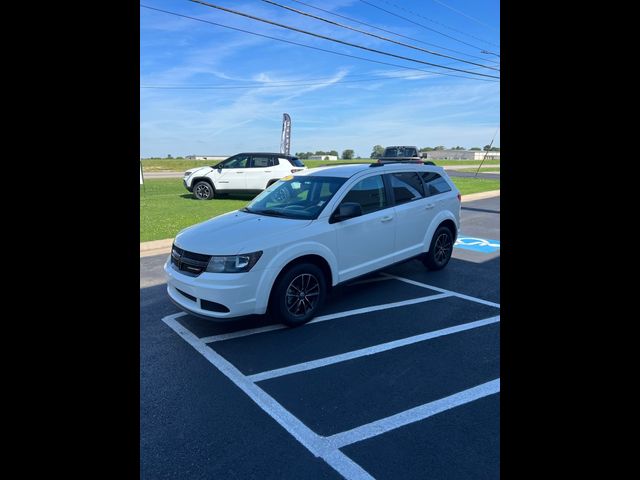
[457,193,461,202]
[291,168,304,173]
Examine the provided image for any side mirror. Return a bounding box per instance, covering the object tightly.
[330,202,362,223]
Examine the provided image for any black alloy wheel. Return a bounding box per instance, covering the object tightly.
[193,181,214,200]
[423,226,454,270]
[273,263,327,327]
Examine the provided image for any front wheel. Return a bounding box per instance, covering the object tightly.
[272,263,327,327]
[193,181,214,200]
[423,226,454,270]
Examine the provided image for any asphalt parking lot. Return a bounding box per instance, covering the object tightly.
[140,195,500,479]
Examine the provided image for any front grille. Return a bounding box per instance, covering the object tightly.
[201,299,230,313]
[171,245,211,276]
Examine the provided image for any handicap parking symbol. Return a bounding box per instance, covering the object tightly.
[454,235,500,253]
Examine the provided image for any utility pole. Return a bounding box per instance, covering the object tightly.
[475,127,499,178]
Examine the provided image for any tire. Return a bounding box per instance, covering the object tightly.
[272,263,327,327]
[193,181,215,200]
[423,225,454,270]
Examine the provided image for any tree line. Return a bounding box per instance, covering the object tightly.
[370,145,499,158]
[296,150,356,160]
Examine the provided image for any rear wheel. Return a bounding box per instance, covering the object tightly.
[193,181,214,200]
[423,225,454,270]
[272,263,327,327]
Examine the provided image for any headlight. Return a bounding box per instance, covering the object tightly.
[206,251,263,273]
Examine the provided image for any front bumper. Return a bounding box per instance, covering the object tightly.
[164,257,268,320]
[183,179,193,192]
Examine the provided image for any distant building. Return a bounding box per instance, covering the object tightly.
[422,150,500,161]
[186,155,229,161]
[308,155,338,161]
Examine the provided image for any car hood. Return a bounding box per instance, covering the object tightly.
[174,210,313,255]
[185,166,213,177]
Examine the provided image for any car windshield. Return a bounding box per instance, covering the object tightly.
[384,147,418,157]
[242,175,346,220]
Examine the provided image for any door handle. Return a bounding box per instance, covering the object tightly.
[236,172,244,174]
[380,216,393,222]
[425,204,435,209]
[264,170,272,173]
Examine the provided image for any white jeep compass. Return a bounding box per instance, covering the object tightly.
[166,163,461,326]
[183,152,307,199]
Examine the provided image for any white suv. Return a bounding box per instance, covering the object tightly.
[183,152,307,199]
[166,163,460,326]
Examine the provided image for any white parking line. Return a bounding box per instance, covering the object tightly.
[249,316,500,382]
[381,273,501,308]
[199,292,452,343]
[162,313,374,480]
[325,379,500,449]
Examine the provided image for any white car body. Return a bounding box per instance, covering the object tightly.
[165,163,461,320]
[183,152,306,196]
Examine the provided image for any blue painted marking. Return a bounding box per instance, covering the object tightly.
[454,235,500,253]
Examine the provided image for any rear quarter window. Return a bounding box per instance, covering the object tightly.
[287,157,305,167]
[421,172,452,196]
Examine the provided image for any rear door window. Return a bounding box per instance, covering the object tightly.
[251,156,271,168]
[390,172,424,204]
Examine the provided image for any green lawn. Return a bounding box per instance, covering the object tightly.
[140,176,500,242]
[457,167,501,173]
[141,157,500,172]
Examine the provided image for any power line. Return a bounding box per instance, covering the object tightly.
[275,0,499,65]
[140,4,499,83]
[431,0,499,32]
[359,0,499,56]
[260,0,498,72]
[189,0,499,79]
[141,77,429,89]
[377,0,499,48]
[140,64,490,90]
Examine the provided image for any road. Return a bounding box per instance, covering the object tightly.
[140,196,500,479]
[143,165,500,180]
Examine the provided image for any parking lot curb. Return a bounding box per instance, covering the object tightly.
[461,190,500,202]
[140,190,500,257]
[140,238,173,257]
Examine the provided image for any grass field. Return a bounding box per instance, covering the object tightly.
[458,167,501,173]
[141,157,501,172]
[140,176,500,242]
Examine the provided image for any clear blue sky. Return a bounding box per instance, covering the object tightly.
[140,0,500,158]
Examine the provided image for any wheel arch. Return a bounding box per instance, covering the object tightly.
[423,211,458,252]
[191,177,215,190]
[254,245,338,314]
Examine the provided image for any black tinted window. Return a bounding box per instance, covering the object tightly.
[221,154,250,168]
[390,173,423,204]
[251,156,271,168]
[421,172,452,196]
[341,175,388,215]
[288,157,305,167]
[269,157,279,167]
[383,147,418,158]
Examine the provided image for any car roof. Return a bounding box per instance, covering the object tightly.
[297,162,445,178]
[235,152,297,158]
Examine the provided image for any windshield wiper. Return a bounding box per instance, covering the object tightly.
[253,209,287,217]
